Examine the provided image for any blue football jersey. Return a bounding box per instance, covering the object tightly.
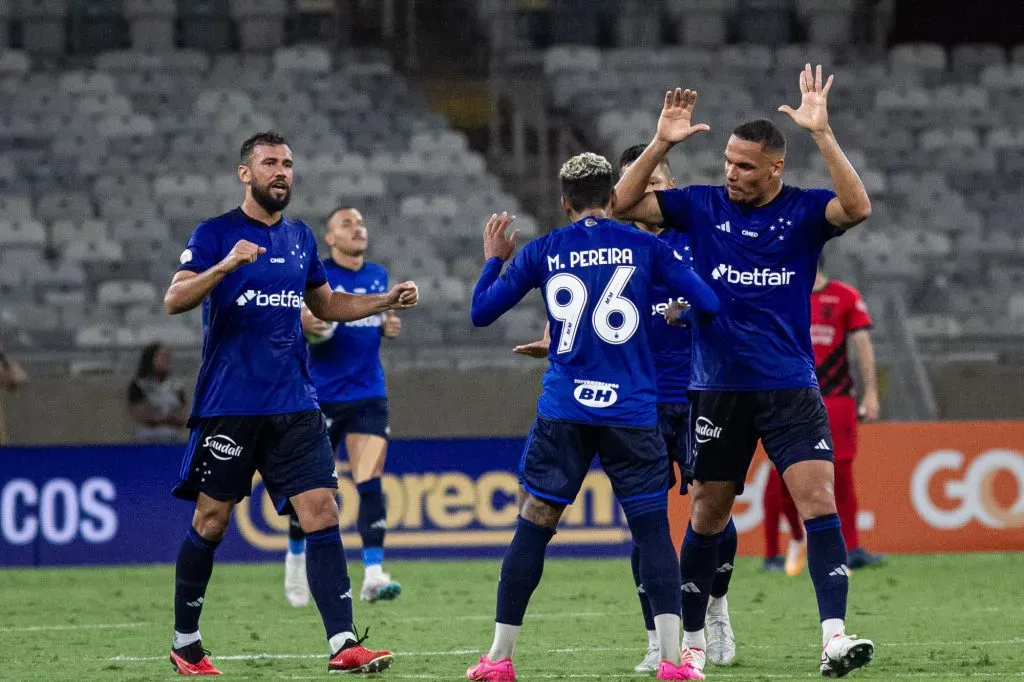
[470,217,719,427]
[177,208,328,420]
[648,228,694,404]
[307,260,389,404]
[656,184,840,391]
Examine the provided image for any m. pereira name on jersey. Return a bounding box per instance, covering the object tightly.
[235,289,304,307]
[546,248,634,271]
[711,264,795,286]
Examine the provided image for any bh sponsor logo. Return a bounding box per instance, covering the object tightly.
[204,435,244,461]
[694,417,723,443]
[711,264,795,286]
[573,380,619,408]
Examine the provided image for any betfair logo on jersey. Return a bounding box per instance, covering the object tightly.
[235,289,304,308]
[711,264,795,286]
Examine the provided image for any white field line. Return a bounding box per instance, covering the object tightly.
[0,621,149,633]
[107,638,1024,663]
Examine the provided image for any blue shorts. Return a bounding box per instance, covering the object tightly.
[687,388,833,494]
[658,401,692,493]
[519,417,669,505]
[172,410,337,515]
[321,398,390,450]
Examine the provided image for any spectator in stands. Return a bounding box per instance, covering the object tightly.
[0,346,29,445]
[128,343,188,443]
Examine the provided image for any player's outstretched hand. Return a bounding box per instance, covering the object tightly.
[778,64,833,134]
[382,310,402,338]
[656,88,711,146]
[483,212,518,261]
[386,281,419,310]
[221,239,266,273]
[513,338,548,358]
[664,300,690,327]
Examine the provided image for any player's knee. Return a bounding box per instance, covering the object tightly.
[519,493,565,530]
[193,506,231,541]
[689,484,734,534]
[791,482,837,520]
[296,490,341,532]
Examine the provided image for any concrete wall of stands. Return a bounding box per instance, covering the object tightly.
[3,364,1024,445]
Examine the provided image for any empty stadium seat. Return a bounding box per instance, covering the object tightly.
[231,0,286,53]
[123,0,177,51]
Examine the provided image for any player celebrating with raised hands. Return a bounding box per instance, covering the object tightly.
[163,131,417,676]
[467,153,720,681]
[616,67,875,678]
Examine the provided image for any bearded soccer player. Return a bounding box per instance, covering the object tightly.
[765,262,884,569]
[616,67,875,677]
[164,131,417,675]
[284,207,403,608]
[468,152,720,682]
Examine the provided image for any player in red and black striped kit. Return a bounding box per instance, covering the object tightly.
[763,264,884,572]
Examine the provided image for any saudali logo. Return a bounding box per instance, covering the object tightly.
[204,435,244,461]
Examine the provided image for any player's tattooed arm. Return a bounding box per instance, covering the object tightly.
[615,88,709,225]
[519,490,566,530]
[164,239,266,314]
[778,64,871,229]
[304,281,418,323]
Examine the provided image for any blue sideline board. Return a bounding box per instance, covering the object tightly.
[0,439,631,567]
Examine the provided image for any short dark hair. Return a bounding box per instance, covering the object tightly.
[240,131,289,165]
[731,119,786,154]
[135,342,163,379]
[559,152,614,212]
[618,144,671,175]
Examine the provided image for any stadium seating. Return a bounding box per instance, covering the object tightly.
[0,41,532,359]
[0,0,1020,363]
[537,41,1024,347]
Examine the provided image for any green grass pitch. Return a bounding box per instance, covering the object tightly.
[1,553,1022,681]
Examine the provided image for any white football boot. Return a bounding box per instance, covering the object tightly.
[820,633,874,677]
[284,552,309,607]
[634,639,661,673]
[360,571,402,603]
[705,595,736,665]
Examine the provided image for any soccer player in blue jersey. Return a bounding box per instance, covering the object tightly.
[163,131,417,676]
[616,69,875,678]
[466,152,720,682]
[283,206,403,608]
[618,145,739,672]
[512,147,739,674]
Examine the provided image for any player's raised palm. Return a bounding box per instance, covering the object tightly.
[483,212,518,261]
[656,88,711,145]
[778,64,833,133]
